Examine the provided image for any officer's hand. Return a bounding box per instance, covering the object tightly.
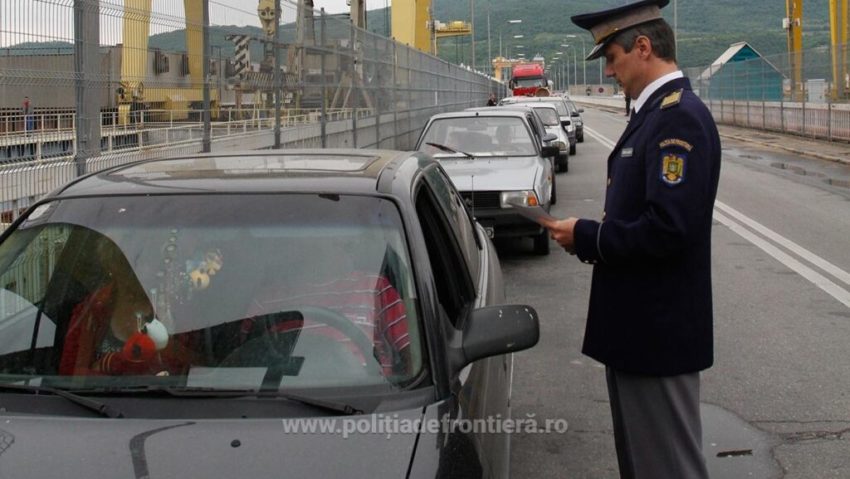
[540,217,578,254]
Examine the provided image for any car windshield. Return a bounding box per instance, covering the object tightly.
[0,194,422,393]
[419,116,536,156]
[513,77,545,88]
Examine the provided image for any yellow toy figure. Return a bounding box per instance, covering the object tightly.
[186,249,224,291]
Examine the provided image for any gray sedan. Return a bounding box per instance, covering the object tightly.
[0,150,539,478]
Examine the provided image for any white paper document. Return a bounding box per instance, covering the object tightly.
[505,199,558,225]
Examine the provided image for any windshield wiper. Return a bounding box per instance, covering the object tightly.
[85,386,364,416]
[0,383,123,418]
[426,142,475,159]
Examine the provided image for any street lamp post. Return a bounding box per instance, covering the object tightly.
[564,35,586,88]
[497,19,522,59]
[561,44,579,88]
[511,34,524,60]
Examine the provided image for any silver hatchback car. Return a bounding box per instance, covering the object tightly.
[416,109,559,255]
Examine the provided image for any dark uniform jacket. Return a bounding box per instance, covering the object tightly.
[574,76,721,376]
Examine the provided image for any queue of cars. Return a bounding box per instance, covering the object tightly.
[0,96,584,478]
[414,94,585,255]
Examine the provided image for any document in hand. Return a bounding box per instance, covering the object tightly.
[505,198,558,225]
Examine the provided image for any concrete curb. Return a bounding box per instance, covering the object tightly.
[718,132,850,166]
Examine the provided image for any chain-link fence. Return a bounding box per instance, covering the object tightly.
[0,0,505,226]
[683,43,850,141]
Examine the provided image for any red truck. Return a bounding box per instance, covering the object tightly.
[509,63,550,97]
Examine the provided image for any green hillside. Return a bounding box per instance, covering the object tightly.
[5,1,833,73]
[387,0,832,70]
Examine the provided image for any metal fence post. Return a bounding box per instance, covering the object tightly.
[320,9,327,147]
[746,59,751,128]
[374,33,381,149]
[801,86,806,137]
[202,0,211,153]
[391,41,398,150]
[274,0,282,149]
[827,98,833,141]
[407,46,413,149]
[73,0,101,176]
[350,19,358,148]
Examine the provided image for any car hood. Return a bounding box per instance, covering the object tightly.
[0,407,425,479]
[436,156,544,192]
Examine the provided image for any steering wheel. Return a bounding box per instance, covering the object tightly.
[220,306,383,378]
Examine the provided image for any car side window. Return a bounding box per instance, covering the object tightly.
[0,224,68,356]
[414,181,475,327]
[526,114,543,146]
[423,166,481,282]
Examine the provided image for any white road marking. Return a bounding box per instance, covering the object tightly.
[585,127,850,309]
[715,201,850,287]
[713,211,850,308]
[584,126,616,149]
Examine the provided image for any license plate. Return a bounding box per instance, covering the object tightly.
[484,227,495,238]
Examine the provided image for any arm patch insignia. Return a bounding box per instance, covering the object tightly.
[661,153,686,186]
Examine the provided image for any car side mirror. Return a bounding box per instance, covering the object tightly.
[448,305,540,377]
[541,133,557,142]
[578,108,585,113]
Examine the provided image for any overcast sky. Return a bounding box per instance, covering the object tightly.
[0,0,389,47]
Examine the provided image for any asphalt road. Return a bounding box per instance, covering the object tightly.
[503,107,850,478]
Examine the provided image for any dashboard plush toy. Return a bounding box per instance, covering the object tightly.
[96,317,170,375]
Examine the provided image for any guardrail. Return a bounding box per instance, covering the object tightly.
[573,95,850,143]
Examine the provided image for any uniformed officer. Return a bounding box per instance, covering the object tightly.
[541,1,721,478]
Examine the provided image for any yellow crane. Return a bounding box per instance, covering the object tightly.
[118,0,218,124]
[391,0,472,55]
[786,0,849,100]
[828,0,849,99]
[785,0,803,100]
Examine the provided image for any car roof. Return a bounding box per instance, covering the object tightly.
[501,95,565,103]
[49,149,427,199]
[431,109,532,119]
[509,102,558,110]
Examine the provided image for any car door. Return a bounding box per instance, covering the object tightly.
[414,164,511,477]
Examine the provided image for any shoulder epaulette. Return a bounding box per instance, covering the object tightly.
[660,89,683,109]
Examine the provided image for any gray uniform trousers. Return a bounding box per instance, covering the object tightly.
[606,367,709,479]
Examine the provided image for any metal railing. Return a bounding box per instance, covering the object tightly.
[0,0,506,226]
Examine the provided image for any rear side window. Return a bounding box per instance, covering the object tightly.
[414,184,475,326]
[423,166,481,282]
